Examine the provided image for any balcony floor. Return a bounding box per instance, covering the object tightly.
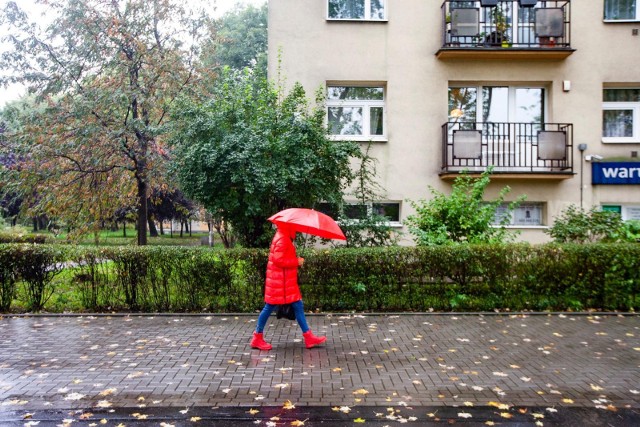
[439,170,575,180]
[436,47,576,60]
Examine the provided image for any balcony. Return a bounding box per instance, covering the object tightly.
[441,122,574,179]
[437,1,574,60]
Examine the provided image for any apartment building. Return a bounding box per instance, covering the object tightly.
[267,0,640,244]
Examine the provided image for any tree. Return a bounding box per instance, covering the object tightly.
[205,3,267,72]
[337,143,398,247]
[169,67,359,248]
[546,205,631,243]
[0,0,213,244]
[405,168,524,245]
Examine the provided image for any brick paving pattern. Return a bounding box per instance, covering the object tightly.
[0,313,638,414]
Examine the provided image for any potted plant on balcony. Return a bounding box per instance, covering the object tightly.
[485,4,510,47]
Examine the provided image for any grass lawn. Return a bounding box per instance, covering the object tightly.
[3,224,223,247]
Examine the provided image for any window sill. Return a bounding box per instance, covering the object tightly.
[329,136,388,143]
[326,18,388,23]
[603,19,640,23]
[602,138,640,144]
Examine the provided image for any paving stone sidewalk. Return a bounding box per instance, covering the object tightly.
[0,313,639,424]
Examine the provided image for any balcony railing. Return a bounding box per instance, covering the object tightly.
[438,1,573,58]
[441,122,573,175]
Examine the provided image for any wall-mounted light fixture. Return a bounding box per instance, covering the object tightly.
[563,80,571,92]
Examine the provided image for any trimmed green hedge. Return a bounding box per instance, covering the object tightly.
[0,243,638,313]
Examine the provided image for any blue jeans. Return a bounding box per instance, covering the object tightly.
[256,300,309,333]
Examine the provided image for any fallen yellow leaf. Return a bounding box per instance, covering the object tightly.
[488,401,510,410]
[353,418,366,423]
[283,400,296,410]
[190,416,202,422]
[248,409,260,415]
[500,412,513,419]
[291,420,308,426]
[562,398,574,404]
[353,388,369,395]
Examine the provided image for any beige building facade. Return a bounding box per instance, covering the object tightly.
[268,0,640,244]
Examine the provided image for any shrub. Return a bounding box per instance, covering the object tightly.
[406,168,524,245]
[546,205,631,243]
[0,243,638,313]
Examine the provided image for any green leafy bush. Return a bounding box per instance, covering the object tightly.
[406,168,524,245]
[0,243,638,313]
[546,205,631,243]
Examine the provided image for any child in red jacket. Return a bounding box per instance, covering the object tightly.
[251,225,326,350]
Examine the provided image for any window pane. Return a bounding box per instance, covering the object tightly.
[604,0,636,20]
[316,202,341,218]
[372,203,400,221]
[328,86,383,100]
[513,204,542,225]
[482,87,509,122]
[328,0,365,19]
[345,204,367,219]
[328,107,363,135]
[493,204,513,225]
[370,0,385,19]
[370,107,384,135]
[448,87,477,122]
[602,205,622,214]
[604,88,640,102]
[515,88,544,123]
[603,110,634,137]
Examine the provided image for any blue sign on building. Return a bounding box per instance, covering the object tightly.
[592,162,640,185]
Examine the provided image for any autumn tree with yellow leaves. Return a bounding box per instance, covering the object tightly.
[0,0,214,244]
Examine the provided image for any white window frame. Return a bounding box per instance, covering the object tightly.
[343,201,401,226]
[327,0,387,21]
[602,102,640,143]
[449,84,547,123]
[493,202,545,227]
[327,85,387,142]
[603,0,640,22]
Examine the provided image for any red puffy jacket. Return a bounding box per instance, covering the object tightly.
[264,228,302,304]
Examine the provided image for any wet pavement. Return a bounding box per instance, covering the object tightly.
[0,313,639,426]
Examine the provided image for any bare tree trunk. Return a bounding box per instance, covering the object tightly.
[136,176,148,246]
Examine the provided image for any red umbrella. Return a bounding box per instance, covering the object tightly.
[267,208,346,241]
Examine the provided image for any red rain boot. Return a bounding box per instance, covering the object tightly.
[303,330,327,349]
[250,332,272,351]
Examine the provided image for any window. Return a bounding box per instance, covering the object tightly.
[328,0,386,20]
[317,201,401,223]
[604,0,639,21]
[493,202,544,226]
[602,205,640,221]
[344,201,401,223]
[449,85,545,124]
[603,88,640,142]
[327,86,386,140]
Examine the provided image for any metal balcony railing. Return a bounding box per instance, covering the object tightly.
[441,122,573,174]
[440,1,571,50]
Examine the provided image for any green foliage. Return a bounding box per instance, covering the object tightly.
[2,243,639,313]
[0,245,17,311]
[6,244,66,311]
[623,220,640,241]
[337,143,399,247]
[169,68,359,248]
[405,168,524,245]
[0,0,214,245]
[546,205,631,243]
[206,4,268,72]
